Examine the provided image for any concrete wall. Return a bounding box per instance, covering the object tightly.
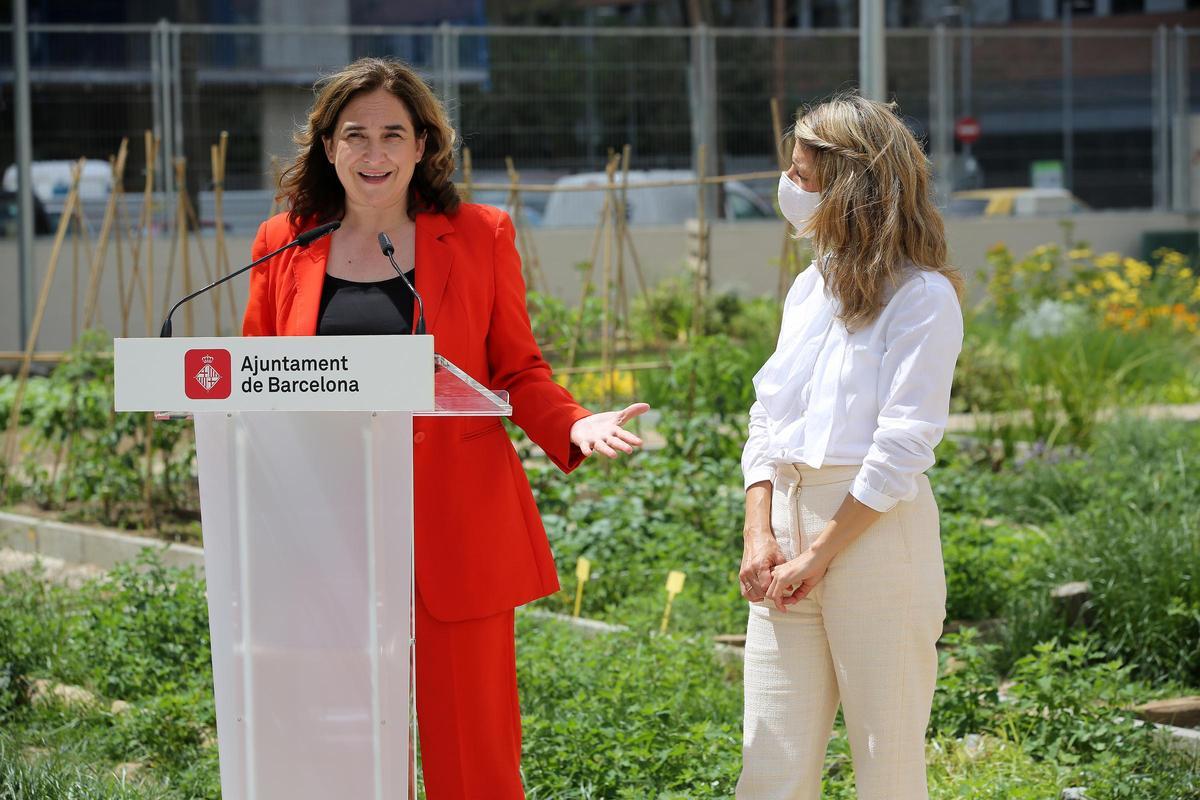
[3,211,1197,355]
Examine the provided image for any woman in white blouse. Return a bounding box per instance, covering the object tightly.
[736,94,964,800]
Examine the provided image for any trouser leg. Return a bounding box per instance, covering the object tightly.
[415,589,525,800]
[819,481,945,800]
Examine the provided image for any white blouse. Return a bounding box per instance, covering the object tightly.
[742,262,963,513]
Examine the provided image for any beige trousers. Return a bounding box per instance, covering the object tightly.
[737,463,946,800]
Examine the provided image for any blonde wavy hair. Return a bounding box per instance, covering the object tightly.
[280,57,460,227]
[792,93,963,329]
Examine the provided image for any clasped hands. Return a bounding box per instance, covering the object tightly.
[739,532,832,611]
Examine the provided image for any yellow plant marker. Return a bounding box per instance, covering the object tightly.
[660,570,687,633]
[573,557,591,618]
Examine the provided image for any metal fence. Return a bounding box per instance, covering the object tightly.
[1,22,1198,215]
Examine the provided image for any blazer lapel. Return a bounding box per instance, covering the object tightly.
[415,212,454,335]
[289,233,330,336]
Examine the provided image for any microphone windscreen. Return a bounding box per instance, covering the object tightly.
[296,220,340,247]
[377,232,395,257]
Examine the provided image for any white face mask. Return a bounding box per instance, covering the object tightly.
[777,171,820,237]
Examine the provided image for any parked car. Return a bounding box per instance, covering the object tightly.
[0,190,53,236]
[470,188,544,227]
[946,187,1088,217]
[2,160,113,205]
[541,170,774,227]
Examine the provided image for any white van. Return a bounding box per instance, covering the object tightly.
[541,169,773,227]
[2,160,113,206]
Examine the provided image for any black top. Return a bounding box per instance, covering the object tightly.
[317,272,415,336]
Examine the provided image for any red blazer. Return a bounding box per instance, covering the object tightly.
[242,204,591,622]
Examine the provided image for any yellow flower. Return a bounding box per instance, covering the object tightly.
[1104,272,1130,292]
[1067,247,1093,260]
[1178,268,1193,280]
[1095,252,1122,269]
[1060,290,1075,301]
[1122,257,1153,286]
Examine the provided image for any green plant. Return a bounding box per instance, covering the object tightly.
[5,332,197,532]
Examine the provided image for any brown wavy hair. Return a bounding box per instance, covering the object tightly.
[280,57,460,227]
[792,92,963,330]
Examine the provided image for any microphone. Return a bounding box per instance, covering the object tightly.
[377,232,426,336]
[159,220,340,337]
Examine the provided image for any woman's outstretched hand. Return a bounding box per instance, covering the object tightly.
[570,403,651,459]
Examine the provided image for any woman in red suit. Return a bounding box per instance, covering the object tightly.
[242,57,647,799]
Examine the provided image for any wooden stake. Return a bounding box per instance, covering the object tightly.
[771,97,801,301]
[172,158,194,336]
[599,155,618,408]
[83,138,129,328]
[562,153,619,381]
[461,147,474,202]
[268,156,284,218]
[127,132,160,336]
[690,144,709,341]
[181,184,220,332]
[114,160,134,337]
[2,161,85,480]
[212,132,237,333]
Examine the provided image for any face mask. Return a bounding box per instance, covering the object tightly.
[777,171,820,237]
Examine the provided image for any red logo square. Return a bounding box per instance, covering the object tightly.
[184,349,232,399]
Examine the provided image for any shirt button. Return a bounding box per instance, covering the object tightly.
[414,432,426,444]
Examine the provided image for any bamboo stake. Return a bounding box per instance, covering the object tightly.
[114,160,133,337]
[690,143,709,341]
[126,132,160,336]
[2,161,85,481]
[168,158,194,336]
[505,156,547,295]
[268,156,284,218]
[215,131,239,331]
[71,192,80,343]
[614,145,633,358]
[222,134,240,331]
[83,138,129,328]
[562,153,619,380]
[599,156,618,408]
[771,97,801,301]
[181,183,220,332]
[461,147,473,202]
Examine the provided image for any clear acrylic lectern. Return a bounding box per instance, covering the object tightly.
[114,337,510,800]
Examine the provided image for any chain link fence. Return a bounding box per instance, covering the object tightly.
[1,22,1197,223]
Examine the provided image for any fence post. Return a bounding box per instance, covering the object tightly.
[929,25,953,206]
[13,0,34,351]
[1154,26,1171,211]
[155,19,176,238]
[859,0,885,101]
[1172,27,1191,213]
[689,24,718,216]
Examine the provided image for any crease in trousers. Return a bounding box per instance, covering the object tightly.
[737,463,946,800]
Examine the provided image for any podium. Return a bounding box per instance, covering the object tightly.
[114,335,511,800]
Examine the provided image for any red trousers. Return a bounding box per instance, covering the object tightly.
[415,589,526,799]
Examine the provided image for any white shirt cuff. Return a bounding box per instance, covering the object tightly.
[743,464,776,491]
[849,477,899,513]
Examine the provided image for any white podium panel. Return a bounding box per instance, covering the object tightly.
[195,410,414,800]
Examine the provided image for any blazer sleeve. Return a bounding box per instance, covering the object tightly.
[241,221,275,336]
[486,212,593,473]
